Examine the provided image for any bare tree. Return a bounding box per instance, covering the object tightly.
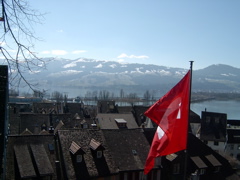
[0,0,47,90]
[120,89,124,99]
[51,91,63,102]
[143,90,151,101]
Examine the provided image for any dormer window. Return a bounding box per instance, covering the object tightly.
[191,156,207,175]
[81,120,88,129]
[97,151,102,158]
[69,141,85,163]
[76,155,82,163]
[199,168,206,175]
[115,119,127,128]
[89,138,105,159]
[173,163,180,174]
[205,154,222,173]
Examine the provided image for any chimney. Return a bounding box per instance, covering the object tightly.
[55,161,61,179]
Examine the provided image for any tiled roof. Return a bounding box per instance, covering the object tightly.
[14,145,37,178]
[69,141,85,155]
[57,129,118,179]
[96,113,139,129]
[30,144,54,176]
[89,138,105,151]
[187,133,235,178]
[102,129,150,171]
[191,156,208,169]
[15,113,72,135]
[205,154,222,167]
[6,135,56,179]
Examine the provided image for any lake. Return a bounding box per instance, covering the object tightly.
[190,100,240,120]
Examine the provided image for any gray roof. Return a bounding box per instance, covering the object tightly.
[30,144,54,176]
[102,129,150,171]
[14,145,37,178]
[96,113,139,129]
[6,135,56,179]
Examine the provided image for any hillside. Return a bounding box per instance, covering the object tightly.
[21,58,240,97]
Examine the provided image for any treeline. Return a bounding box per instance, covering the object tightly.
[10,88,159,102]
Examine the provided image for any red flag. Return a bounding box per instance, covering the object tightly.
[144,70,191,174]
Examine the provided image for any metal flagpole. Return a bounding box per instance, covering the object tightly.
[183,61,194,180]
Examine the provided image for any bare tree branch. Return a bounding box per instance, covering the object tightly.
[0,0,49,91]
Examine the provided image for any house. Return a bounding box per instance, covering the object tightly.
[189,110,201,136]
[117,106,132,114]
[161,133,238,180]
[56,128,160,180]
[56,129,118,179]
[225,120,240,161]
[9,113,72,135]
[97,100,118,113]
[131,105,150,127]
[200,111,227,153]
[33,102,64,114]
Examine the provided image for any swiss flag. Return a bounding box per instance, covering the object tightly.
[144,70,191,174]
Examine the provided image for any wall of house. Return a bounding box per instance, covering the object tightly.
[225,143,240,160]
[206,141,225,153]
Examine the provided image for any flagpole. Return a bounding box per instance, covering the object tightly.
[183,61,194,180]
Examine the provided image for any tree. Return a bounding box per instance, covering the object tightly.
[0,0,46,90]
[143,90,151,101]
[120,89,124,99]
[51,91,63,102]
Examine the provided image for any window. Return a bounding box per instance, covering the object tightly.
[199,169,206,175]
[238,145,240,150]
[76,155,82,163]
[206,116,210,124]
[97,151,102,158]
[173,163,180,174]
[237,154,240,161]
[214,166,220,173]
[132,150,137,156]
[230,144,234,150]
[215,117,220,124]
[214,141,219,146]
[83,123,88,129]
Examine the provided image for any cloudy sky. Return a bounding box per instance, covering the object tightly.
[5,0,240,70]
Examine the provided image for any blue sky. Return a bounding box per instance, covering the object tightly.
[17,1,240,69]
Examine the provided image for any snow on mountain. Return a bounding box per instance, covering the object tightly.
[24,58,240,93]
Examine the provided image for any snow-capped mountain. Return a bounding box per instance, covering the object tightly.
[25,58,240,95]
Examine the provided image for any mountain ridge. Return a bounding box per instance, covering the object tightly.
[24,58,240,96]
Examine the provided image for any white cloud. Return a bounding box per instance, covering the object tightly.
[52,50,68,55]
[41,51,51,54]
[117,53,149,59]
[72,50,87,54]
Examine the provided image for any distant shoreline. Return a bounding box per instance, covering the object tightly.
[191,92,240,103]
